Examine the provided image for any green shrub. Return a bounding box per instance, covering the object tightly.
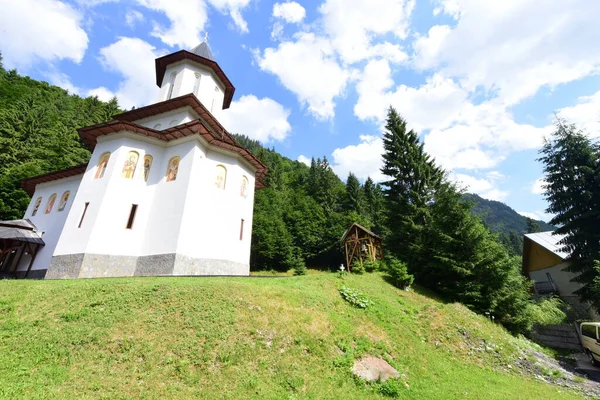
[339,286,371,309]
[386,257,414,289]
[363,259,381,273]
[352,259,365,275]
[374,379,403,398]
[284,254,307,276]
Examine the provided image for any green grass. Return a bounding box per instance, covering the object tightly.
[0,273,583,399]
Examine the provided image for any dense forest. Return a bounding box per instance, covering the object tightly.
[0,55,120,220]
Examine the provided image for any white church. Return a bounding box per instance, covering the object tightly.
[0,40,267,279]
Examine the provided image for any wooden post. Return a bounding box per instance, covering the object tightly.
[25,243,40,279]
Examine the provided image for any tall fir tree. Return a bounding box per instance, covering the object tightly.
[344,172,363,215]
[525,217,541,233]
[539,119,600,309]
[380,107,444,270]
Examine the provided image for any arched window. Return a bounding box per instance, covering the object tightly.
[167,72,177,100]
[58,191,71,212]
[166,156,180,182]
[240,176,249,198]
[169,119,178,127]
[95,152,111,179]
[143,155,153,182]
[153,123,162,130]
[45,193,57,214]
[32,197,42,216]
[193,72,201,96]
[122,151,139,179]
[215,165,227,190]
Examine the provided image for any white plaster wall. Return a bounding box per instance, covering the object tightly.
[159,62,225,117]
[18,175,82,272]
[530,262,583,297]
[139,140,197,255]
[177,148,255,267]
[136,109,196,130]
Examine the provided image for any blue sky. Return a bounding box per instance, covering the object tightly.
[2,0,600,222]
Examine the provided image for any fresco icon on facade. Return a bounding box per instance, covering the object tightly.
[45,193,57,214]
[32,197,42,216]
[215,165,227,189]
[58,191,70,212]
[166,156,180,182]
[122,151,139,179]
[240,176,249,198]
[95,152,111,179]
[143,155,153,182]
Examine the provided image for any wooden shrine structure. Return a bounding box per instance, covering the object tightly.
[0,220,44,278]
[342,223,383,272]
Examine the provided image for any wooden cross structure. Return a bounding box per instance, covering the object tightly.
[342,223,383,272]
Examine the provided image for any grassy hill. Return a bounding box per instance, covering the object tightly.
[0,273,587,399]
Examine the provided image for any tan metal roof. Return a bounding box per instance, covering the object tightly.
[524,231,569,259]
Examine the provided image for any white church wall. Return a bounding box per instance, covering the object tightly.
[159,61,226,117]
[176,148,255,271]
[17,175,83,273]
[135,108,196,130]
[139,139,198,256]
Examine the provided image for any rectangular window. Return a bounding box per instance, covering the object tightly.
[239,219,244,241]
[126,204,138,229]
[78,202,89,228]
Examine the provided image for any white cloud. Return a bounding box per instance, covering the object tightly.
[319,0,414,64]
[297,155,311,166]
[273,2,306,23]
[518,211,541,220]
[87,87,115,101]
[331,135,384,182]
[556,90,600,138]
[97,37,162,109]
[45,70,115,101]
[415,0,600,105]
[452,172,508,201]
[125,9,144,28]
[134,0,251,48]
[255,32,352,120]
[220,95,291,143]
[135,0,209,48]
[354,60,467,131]
[0,0,88,70]
[531,178,547,195]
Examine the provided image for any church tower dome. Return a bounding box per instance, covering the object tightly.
[154,36,235,116]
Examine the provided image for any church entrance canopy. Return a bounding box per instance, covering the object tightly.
[0,220,44,278]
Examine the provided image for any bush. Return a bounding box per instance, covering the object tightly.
[374,379,403,398]
[339,286,371,308]
[352,259,365,274]
[386,257,414,289]
[284,254,307,276]
[363,259,381,273]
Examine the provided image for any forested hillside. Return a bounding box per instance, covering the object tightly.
[0,55,121,220]
[464,193,554,234]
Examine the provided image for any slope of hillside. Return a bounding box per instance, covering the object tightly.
[0,274,588,399]
[464,193,555,234]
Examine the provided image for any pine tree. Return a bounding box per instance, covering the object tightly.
[344,172,363,214]
[380,107,444,269]
[539,119,600,307]
[526,217,541,233]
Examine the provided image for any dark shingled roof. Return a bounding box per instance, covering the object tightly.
[0,220,45,245]
[190,41,215,61]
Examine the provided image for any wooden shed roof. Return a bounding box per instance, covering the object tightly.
[341,223,382,241]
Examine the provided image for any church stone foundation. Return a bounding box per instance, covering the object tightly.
[46,253,249,279]
[134,254,176,276]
